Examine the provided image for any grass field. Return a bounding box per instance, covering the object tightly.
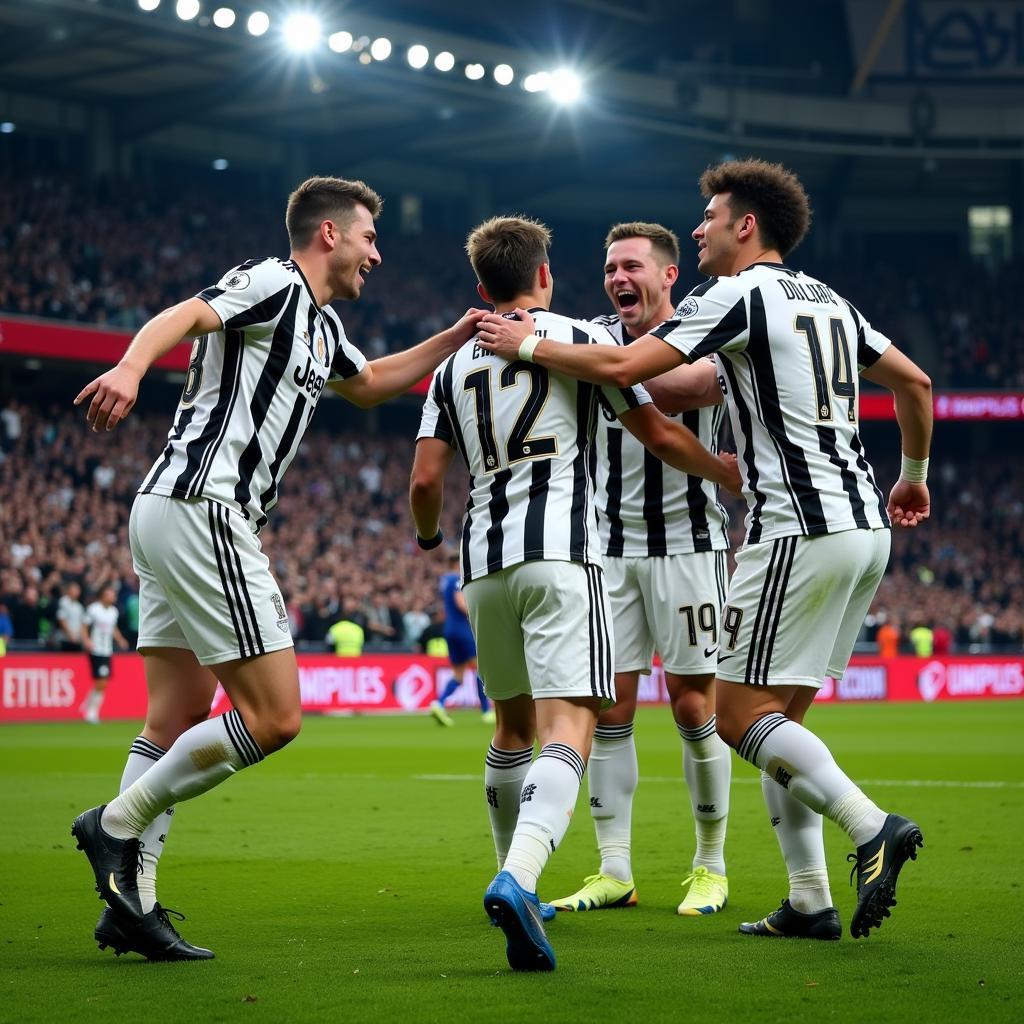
[2,702,1023,1023]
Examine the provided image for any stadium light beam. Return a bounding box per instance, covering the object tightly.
[434,51,455,72]
[137,0,160,11]
[175,0,200,21]
[548,68,583,104]
[328,30,353,53]
[212,7,235,28]
[370,37,392,61]
[465,62,485,81]
[493,63,514,86]
[407,44,429,69]
[523,71,549,93]
[246,10,269,36]
[283,13,321,53]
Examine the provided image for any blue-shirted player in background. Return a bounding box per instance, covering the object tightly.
[431,553,495,726]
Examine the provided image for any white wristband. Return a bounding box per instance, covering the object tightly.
[518,334,542,363]
[900,454,929,483]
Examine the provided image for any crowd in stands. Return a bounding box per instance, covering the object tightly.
[2,400,1022,654]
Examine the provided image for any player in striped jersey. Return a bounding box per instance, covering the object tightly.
[411,216,740,971]
[477,160,932,941]
[550,222,735,918]
[70,176,487,961]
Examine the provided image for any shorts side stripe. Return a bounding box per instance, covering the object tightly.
[222,507,266,657]
[751,537,790,684]
[760,537,798,680]
[584,564,601,697]
[744,539,783,685]
[593,566,613,700]
[208,502,247,659]
[214,505,256,658]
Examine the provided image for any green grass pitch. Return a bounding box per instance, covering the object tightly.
[2,701,1023,1023]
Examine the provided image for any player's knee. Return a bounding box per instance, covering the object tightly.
[672,688,711,728]
[249,709,302,754]
[713,710,743,750]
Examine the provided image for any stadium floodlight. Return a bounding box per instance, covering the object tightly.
[283,13,321,53]
[175,0,200,21]
[493,63,514,86]
[246,10,270,35]
[548,68,583,104]
[370,37,392,61]
[212,7,235,28]
[0,122,14,133]
[434,51,455,72]
[328,30,353,53]
[137,0,160,11]
[523,71,550,93]
[465,62,485,81]
[407,44,429,69]
[212,158,229,170]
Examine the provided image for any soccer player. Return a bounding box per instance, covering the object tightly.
[79,585,129,724]
[410,215,740,971]
[550,222,733,917]
[476,159,932,941]
[429,552,494,726]
[70,176,486,961]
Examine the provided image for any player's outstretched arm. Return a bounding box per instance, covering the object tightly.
[620,404,742,497]
[410,437,456,545]
[476,308,683,387]
[74,297,221,432]
[861,345,933,528]
[332,308,486,408]
[643,357,723,415]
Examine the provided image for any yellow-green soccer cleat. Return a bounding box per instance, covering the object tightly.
[677,866,729,916]
[549,873,638,912]
[481,709,497,725]
[429,701,454,727]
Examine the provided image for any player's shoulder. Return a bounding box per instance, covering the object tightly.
[212,256,294,294]
[537,309,614,345]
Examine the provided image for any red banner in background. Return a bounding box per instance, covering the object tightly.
[1,653,1022,723]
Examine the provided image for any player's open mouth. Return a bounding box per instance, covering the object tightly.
[358,266,371,281]
[616,290,639,311]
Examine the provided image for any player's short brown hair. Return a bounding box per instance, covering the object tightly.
[604,222,680,266]
[465,215,551,303]
[286,176,383,249]
[699,159,811,257]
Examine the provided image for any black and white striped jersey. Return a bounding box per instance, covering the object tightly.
[417,308,651,583]
[591,314,729,557]
[140,257,366,532]
[653,262,890,545]
[84,602,119,657]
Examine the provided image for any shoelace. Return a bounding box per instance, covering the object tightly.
[681,867,714,892]
[119,839,145,891]
[154,905,187,939]
[846,852,860,887]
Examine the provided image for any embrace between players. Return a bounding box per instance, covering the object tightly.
[71,159,932,971]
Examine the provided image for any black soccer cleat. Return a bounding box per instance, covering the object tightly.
[95,905,215,961]
[739,899,841,940]
[848,813,924,939]
[71,805,145,920]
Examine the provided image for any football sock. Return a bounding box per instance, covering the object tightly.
[83,689,105,716]
[438,678,460,707]
[484,744,533,866]
[476,676,490,713]
[760,770,833,913]
[737,713,886,844]
[101,710,264,839]
[503,743,586,893]
[588,723,637,882]
[120,736,173,914]
[678,716,730,875]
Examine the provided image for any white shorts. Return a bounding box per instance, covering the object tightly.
[606,550,729,676]
[463,560,614,704]
[130,493,294,666]
[717,528,890,688]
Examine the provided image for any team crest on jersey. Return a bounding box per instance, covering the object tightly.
[676,297,699,319]
[303,331,329,366]
[222,271,250,291]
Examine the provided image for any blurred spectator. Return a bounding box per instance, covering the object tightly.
[327,598,366,657]
[876,617,900,658]
[909,622,934,657]
[0,602,12,656]
[56,580,86,652]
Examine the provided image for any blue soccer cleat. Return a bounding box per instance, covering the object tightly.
[483,870,556,972]
[538,901,556,923]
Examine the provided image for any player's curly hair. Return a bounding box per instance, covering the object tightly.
[466,215,552,303]
[604,222,680,266]
[699,159,811,257]
[286,176,383,249]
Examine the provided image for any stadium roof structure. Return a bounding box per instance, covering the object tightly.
[2,0,1023,221]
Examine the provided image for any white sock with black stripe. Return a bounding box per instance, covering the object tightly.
[101,710,264,839]
[119,736,173,914]
[760,770,833,914]
[484,744,533,867]
[736,713,886,845]
[589,723,637,882]
[503,742,586,893]
[678,716,730,875]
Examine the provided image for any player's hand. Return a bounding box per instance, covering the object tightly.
[718,451,743,498]
[887,479,930,528]
[476,308,536,360]
[74,363,142,432]
[445,308,489,349]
